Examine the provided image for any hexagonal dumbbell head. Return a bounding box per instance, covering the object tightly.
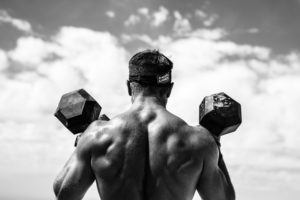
[54,89,101,134]
[199,92,242,137]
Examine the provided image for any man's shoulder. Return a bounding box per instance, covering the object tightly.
[175,124,218,155]
[190,125,217,146]
[76,119,117,153]
[161,111,211,140]
[159,110,188,128]
[191,126,220,161]
[191,125,215,140]
[154,111,215,146]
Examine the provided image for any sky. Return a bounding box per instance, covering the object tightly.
[0,0,300,199]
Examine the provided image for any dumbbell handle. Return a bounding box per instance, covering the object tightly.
[74,114,110,147]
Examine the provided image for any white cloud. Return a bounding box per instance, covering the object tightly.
[187,28,226,40]
[0,49,8,70]
[138,7,149,17]
[195,9,218,27]
[151,6,169,27]
[121,34,153,44]
[248,28,259,33]
[8,37,57,67]
[105,11,115,18]
[124,14,141,26]
[0,9,32,33]
[123,7,169,27]
[0,26,129,131]
[203,14,218,26]
[173,11,192,36]
[195,9,207,19]
[121,34,172,48]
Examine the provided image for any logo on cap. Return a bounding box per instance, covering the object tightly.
[157,72,170,84]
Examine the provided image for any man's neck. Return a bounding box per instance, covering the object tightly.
[131,93,167,109]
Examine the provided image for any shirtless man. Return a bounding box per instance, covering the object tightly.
[53,50,235,200]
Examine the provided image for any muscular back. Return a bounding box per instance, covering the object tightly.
[80,101,216,200]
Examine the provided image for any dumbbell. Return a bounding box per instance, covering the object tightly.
[199,92,242,137]
[54,89,109,146]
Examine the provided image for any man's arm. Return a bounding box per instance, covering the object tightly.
[196,138,235,200]
[53,132,95,200]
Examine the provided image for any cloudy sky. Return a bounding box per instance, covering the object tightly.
[0,0,300,199]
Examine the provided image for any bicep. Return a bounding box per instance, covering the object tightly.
[197,161,228,200]
[196,143,231,200]
[54,142,95,200]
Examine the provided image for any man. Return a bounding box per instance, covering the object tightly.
[53,50,235,200]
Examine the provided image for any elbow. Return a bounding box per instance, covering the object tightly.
[53,181,80,200]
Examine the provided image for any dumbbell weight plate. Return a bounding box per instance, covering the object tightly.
[55,89,102,134]
[199,92,242,136]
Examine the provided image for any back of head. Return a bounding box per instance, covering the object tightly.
[128,50,173,99]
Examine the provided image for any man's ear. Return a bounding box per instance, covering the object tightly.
[166,82,174,98]
[127,80,132,96]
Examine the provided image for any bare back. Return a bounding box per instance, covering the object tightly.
[84,102,215,200]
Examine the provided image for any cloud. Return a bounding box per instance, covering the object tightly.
[203,14,218,26]
[173,11,192,36]
[8,37,57,67]
[248,28,259,33]
[138,7,149,16]
[122,9,226,41]
[124,7,169,27]
[185,28,227,40]
[0,49,8,70]
[151,6,169,27]
[124,14,141,26]
[0,9,32,33]
[1,26,129,135]
[195,9,207,19]
[105,11,115,18]
[195,9,218,27]
[121,34,172,48]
